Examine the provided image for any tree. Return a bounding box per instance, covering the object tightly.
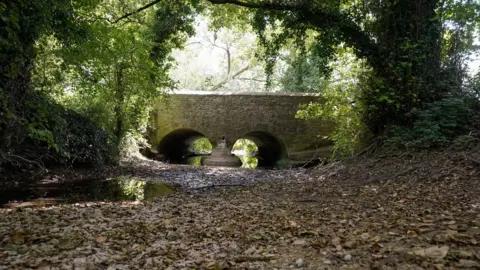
[279,30,332,93]
[296,46,372,157]
[169,17,271,92]
[203,0,480,151]
[0,0,200,169]
[0,0,115,168]
[32,0,198,156]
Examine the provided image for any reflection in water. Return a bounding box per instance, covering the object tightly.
[179,138,260,168]
[187,156,204,166]
[232,139,259,168]
[1,177,179,207]
[79,177,178,201]
[236,155,258,168]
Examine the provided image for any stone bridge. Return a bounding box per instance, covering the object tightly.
[150,91,333,166]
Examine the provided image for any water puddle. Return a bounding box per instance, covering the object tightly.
[97,176,179,201]
[237,155,258,168]
[1,177,179,208]
[186,156,204,166]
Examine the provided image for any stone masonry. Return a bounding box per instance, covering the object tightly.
[151,91,334,162]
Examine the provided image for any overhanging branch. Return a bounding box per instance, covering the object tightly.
[112,0,301,24]
[210,64,250,90]
[112,0,379,67]
[208,0,379,65]
[112,0,162,23]
[207,0,301,11]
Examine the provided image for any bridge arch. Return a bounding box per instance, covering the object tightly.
[157,128,210,162]
[151,91,334,164]
[238,131,287,167]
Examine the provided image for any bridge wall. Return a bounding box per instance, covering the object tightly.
[152,91,334,158]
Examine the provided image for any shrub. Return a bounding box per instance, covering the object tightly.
[296,49,372,159]
[384,97,478,149]
[0,91,113,170]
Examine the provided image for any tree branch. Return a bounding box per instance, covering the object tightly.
[238,77,266,83]
[113,0,300,24]
[207,0,300,11]
[210,64,250,90]
[112,0,379,67]
[113,0,308,25]
[185,41,204,47]
[112,0,162,23]
[207,0,379,66]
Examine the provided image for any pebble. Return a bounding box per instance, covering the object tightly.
[344,254,352,261]
[323,259,332,264]
[344,240,357,249]
[73,257,86,270]
[456,250,472,259]
[457,260,480,268]
[295,258,304,268]
[293,239,307,246]
[128,161,307,189]
[166,231,179,240]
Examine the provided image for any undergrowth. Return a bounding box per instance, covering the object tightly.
[384,96,480,151]
[0,91,113,172]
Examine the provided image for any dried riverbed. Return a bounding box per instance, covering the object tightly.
[1,151,479,269]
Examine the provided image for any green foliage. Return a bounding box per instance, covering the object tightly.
[232,139,258,154]
[205,0,480,146]
[296,47,371,158]
[238,156,259,169]
[115,176,146,201]
[451,135,480,150]
[31,0,200,158]
[2,91,112,168]
[385,97,478,149]
[113,176,176,201]
[117,131,150,159]
[151,1,199,67]
[231,139,258,168]
[206,2,253,30]
[3,0,480,170]
[280,41,330,93]
[471,71,480,96]
[189,138,213,154]
[0,0,112,169]
[32,96,113,165]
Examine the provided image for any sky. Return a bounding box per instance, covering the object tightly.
[469,52,480,75]
[169,18,264,91]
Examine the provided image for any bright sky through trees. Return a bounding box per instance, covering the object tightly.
[170,16,479,92]
[169,16,282,92]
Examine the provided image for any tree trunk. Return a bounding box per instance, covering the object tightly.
[362,0,442,134]
[114,63,126,140]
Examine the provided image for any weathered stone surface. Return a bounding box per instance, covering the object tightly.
[151,91,334,163]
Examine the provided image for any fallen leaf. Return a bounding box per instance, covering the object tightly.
[10,230,25,245]
[413,246,449,261]
[95,236,107,243]
[293,239,307,246]
[288,220,298,228]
